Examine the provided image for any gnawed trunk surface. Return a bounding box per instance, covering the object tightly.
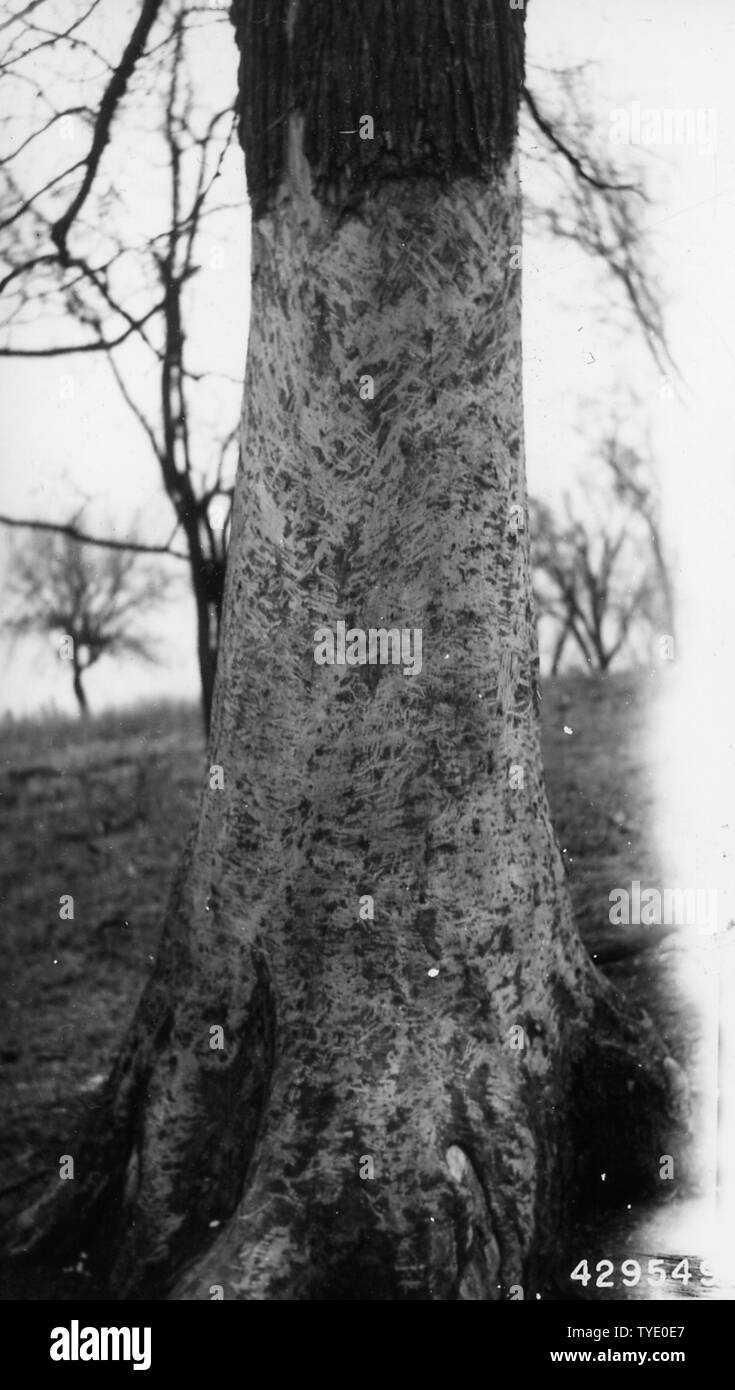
[7,0,687,1301]
[177,163,584,1299]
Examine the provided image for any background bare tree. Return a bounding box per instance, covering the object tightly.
[599,427,676,643]
[3,517,171,714]
[521,66,675,379]
[530,486,664,675]
[0,0,241,728]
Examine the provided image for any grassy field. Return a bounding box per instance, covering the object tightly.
[0,671,707,1296]
[0,702,204,1234]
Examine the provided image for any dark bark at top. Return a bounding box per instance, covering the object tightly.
[231,0,526,218]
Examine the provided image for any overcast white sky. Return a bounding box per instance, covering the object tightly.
[1,0,733,717]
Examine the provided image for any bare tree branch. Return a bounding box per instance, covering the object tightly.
[0,1,48,36]
[50,0,166,264]
[0,301,161,353]
[0,512,188,560]
[105,353,164,459]
[523,86,641,196]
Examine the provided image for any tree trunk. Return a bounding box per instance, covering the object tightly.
[170,497,226,734]
[650,526,676,644]
[71,660,89,717]
[551,622,569,677]
[596,646,613,673]
[192,574,219,735]
[9,0,686,1301]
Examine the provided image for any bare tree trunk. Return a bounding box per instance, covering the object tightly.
[191,573,220,735]
[8,0,686,1301]
[650,527,676,642]
[566,618,593,672]
[551,622,570,676]
[72,661,89,717]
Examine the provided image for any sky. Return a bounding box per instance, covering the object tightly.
[0,0,733,717]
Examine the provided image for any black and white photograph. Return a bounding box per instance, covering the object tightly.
[0,0,733,1348]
